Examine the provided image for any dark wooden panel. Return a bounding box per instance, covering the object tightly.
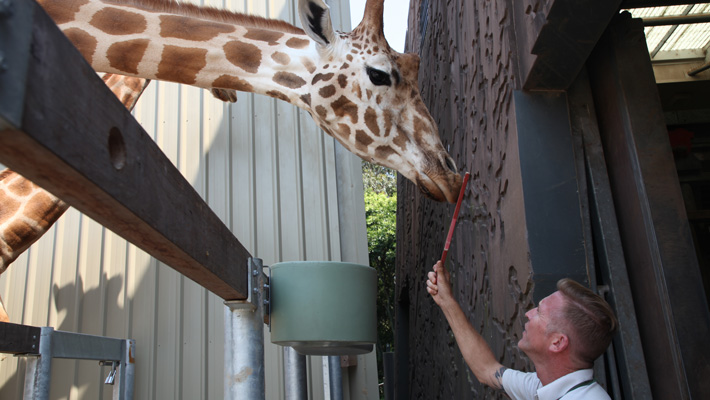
[0,322,41,355]
[588,13,710,399]
[398,0,533,398]
[0,1,250,300]
[517,0,622,91]
[514,91,588,302]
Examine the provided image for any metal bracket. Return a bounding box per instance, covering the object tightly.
[101,360,118,385]
[263,266,271,328]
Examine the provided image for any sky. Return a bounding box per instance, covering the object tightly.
[349,0,409,52]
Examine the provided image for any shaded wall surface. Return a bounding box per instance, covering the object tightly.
[395,0,551,398]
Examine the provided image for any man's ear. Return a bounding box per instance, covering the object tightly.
[298,0,337,47]
[549,333,569,353]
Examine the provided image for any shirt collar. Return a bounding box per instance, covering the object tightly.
[535,369,594,400]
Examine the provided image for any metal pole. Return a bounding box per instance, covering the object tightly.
[328,356,343,400]
[23,327,53,400]
[112,339,136,400]
[283,347,307,400]
[224,258,265,400]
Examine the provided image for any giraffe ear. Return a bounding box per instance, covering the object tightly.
[298,0,337,48]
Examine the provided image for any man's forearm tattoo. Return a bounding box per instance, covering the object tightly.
[492,366,507,390]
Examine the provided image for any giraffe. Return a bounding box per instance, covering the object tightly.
[36,0,462,200]
[0,0,462,321]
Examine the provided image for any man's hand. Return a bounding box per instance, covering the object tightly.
[426,261,453,308]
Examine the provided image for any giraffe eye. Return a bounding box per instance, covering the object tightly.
[366,67,392,86]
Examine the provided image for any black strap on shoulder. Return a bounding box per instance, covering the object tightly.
[557,379,595,400]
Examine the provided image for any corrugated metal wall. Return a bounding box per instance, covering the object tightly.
[0,0,378,398]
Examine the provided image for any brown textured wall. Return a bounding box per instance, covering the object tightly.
[395,0,552,397]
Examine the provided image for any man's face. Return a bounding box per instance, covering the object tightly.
[518,291,566,356]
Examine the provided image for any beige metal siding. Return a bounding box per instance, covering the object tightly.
[0,0,378,398]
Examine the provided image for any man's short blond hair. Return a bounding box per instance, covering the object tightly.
[557,279,618,364]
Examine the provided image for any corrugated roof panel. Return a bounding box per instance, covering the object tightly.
[627,3,710,57]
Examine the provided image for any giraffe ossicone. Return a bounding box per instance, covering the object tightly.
[39,0,462,202]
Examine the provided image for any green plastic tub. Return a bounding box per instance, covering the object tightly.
[269,261,377,355]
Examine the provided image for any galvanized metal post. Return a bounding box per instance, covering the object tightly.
[283,347,307,400]
[328,356,343,400]
[224,258,265,400]
[23,327,53,400]
[112,339,136,400]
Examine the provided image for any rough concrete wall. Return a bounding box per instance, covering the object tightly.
[395,0,549,397]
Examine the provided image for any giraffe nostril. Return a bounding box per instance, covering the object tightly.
[444,156,457,174]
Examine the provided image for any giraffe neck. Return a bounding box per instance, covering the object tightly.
[46,0,319,109]
[0,169,68,274]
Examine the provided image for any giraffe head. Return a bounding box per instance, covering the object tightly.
[298,0,462,202]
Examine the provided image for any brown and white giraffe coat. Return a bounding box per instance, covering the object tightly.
[39,0,462,202]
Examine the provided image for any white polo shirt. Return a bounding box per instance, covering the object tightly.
[502,368,611,400]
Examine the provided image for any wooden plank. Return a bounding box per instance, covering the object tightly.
[0,1,249,300]
[0,322,41,355]
[518,0,622,91]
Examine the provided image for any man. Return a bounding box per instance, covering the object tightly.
[426,261,618,399]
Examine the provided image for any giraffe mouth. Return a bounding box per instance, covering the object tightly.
[416,172,462,203]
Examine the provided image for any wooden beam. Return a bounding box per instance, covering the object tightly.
[0,1,250,300]
[0,322,41,355]
[519,0,623,91]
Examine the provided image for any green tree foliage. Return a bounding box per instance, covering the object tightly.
[362,161,396,393]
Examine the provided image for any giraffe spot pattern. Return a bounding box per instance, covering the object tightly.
[159,15,235,41]
[267,91,290,102]
[273,72,306,89]
[245,28,284,46]
[156,45,207,85]
[337,123,351,139]
[224,41,261,74]
[4,220,34,249]
[107,39,150,75]
[312,73,334,85]
[364,107,379,136]
[286,37,309,49]
[337,74,348,89]
[25,192,64,230]
[64,28,97,64]
[212,75,254,92]
[352,82,362,99]
[41,0,89,25]
[393,127,409,151]
[383,110,393,136]
[319,85,336,98]
[0,192,20,224]
[271,52,290,65]
[301,58,316,73]
[355,130,373,153]
[375,145,396,160]
[89,7,147,35]
[331,96,358,124]
[300,94,311,106]
[412,117,428,147]
[315,105,328,120]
